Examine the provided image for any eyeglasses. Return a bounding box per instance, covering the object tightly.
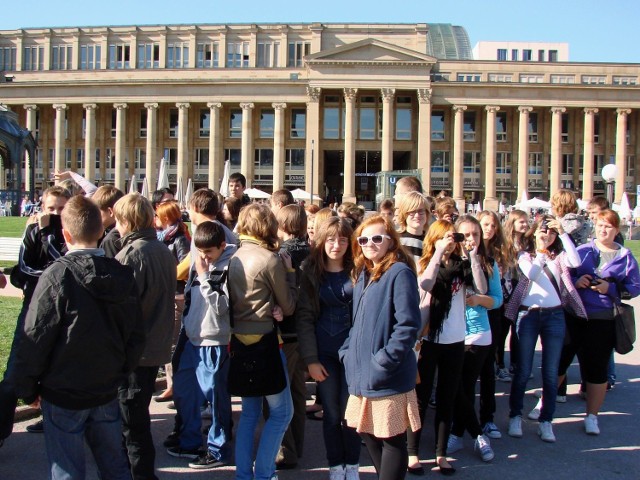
[326,237,350,246]
[407,209,427,217]
[356,234,391,246]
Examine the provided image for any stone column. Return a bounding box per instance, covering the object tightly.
[240,103,254,186]
[272,103,287,191]
[484,106,500,210]
[144,103,158,196]
[53,104,67,181]
[176,102,190,191]
[113,103,128,190]
[417,89,432,194]
[381,88,395,172]
[615,108,632,203]
[582,108,598,201]
[343,88,358,203]
[23,105,38,193]
[452,105,467,212]
[207,102,222,190]
[305,87,321,198]
[83,104,97,183]
[517,106,533,202]
[549,107,566,197]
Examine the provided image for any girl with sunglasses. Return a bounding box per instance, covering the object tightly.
[406,220,487,476]
[340,215,421,480]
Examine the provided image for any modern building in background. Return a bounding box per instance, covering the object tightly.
[0,22,638,209]
[473,41,569,63]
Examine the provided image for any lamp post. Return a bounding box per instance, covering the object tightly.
[601,163,618,205]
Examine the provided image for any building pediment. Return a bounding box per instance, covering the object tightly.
[306,38,437,66]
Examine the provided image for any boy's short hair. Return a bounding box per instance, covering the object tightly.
[396,176,422,193]
[194,221,226,249]
[43,185,72,203]
[434,196,457,218]
[229,172,246,188]
[587,196,609,211]
[276,204,308,238]
[92,185,125,211]
[113,193,155,232]
[61,195,104,244]
[378,198,394,212]
[151,187,174,210]
[271,189,295,208]
[188,188,219,216]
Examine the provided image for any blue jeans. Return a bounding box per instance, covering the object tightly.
[41,398,131,480]
[173,341,231,460]
[509,307,566,422]
[235,350,293,480]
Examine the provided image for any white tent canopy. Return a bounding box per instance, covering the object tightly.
[516,197,551,210]
[290,188,322,202]
[244,188,271,199]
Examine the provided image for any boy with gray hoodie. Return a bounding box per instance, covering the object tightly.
[169,221,236,470]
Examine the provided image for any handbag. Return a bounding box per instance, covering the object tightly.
[614,302,636,355]
[227,327,287,397]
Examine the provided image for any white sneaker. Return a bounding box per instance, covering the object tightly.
[474,434,494,462]
[528,398,543,420]
[584,414,600,435]
[447,434,464,454]
[329,465,346,480]
[345,464,360,480]
[508,416,523,438]
[482,422,502,439]
[538,421,556,442]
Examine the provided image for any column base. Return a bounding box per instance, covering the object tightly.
[454,198,466,214]
[483,197,499,212]
[341,193,357,205]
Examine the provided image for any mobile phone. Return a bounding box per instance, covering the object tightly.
[452,233,465,243]
[540,219,549,232]
[589,278,600,287]
[49,214,62,231]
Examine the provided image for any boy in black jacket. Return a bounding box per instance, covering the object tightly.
[11,195,145,479]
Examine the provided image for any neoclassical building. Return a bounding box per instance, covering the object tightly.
[0,22,638,209]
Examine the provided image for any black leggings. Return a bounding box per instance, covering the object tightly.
[479,308,501,425]
[452,345,491,438]
[496,316,519,369]
[361,432,408,480]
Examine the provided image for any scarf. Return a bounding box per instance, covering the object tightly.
[157,222,180,243]
[428,254,470,342]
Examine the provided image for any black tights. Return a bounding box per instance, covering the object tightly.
[361,432,408,480]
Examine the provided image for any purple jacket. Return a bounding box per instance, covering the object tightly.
[572,241,640,315]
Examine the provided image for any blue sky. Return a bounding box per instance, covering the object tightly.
[1,0,638,63]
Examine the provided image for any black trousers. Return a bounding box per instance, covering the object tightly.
[119,366,160,480]
[361,432,407,480]
[452,345,491,438]
[479,308,502,425]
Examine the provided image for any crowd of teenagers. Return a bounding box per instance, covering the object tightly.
[0,172,638,480]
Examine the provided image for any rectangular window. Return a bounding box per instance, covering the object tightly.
[431,151,450,173]
[396,108,412,140]
[0,46,17,71]
[260,109,275,138]
[197,42,219,68]
[254,149,274,168]
[496,152,511,174]
[227,41,249,68]
[199,109,210,137]
[548,50,558,62]
[195,149,209,168]
[582,75,606,85]
[613,76,638,86]
[496,49,507,61]
[627,155,634,177]
[80,44,101,70]
[511,49,518,61]
[488,74,512,82]
[463,111,476,141]
[562,113,569,143]
[109,43,131,69]
[257,41,280,67]
[359,106,376,140]
[529,112,538,142]
[167,42,189,68]
[224,148,241,168]
[431,110,445,140]
[550,75,575,84]
[463,151,480,173]
[285,149,305,170]
[229,109,242,138]
[519,74,544,83]
[594,114,600,144]
[290,109,306,138]
[528,152,543,175]
[287,41,310,67]
[165,148,178,167]
[523,49,532,61]
[137,43,160,69]
[323,107,340,139]
[594,155,605,175]
[135,148,146,169]
[51,45,73,70]
[457,73,481,82]
[431,73,450,82]
[111,110,117,138]
[169,109,178,138]
[496,112,508,142]
[538,49,545,62]
[95,149,100,171]
[562,154,573,175]
[23,45,44,71]
[139,109,147,138]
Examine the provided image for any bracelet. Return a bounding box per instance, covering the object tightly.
[536,249,550,255]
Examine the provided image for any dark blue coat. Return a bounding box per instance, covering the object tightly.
[339,262,420,398]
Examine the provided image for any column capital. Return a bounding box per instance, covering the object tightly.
[207,102,222,110]
[113,103,128,110]
[240,102,255,111]
[52,104,67,111]
[306,86,321,102]
[144,102,159,110]
[583,107,599,115]
[518,106,533,114]
[343,88,358,100]
[616,108,632,116]
[381,88,396,101]
[23,104,38,112]
[417,88,432,104]
[176,102,190,110]
[272,103,287,110]
[550,106,566,115]
[485,105,500,113]
[83,103,97,111]
[452,105,467,113]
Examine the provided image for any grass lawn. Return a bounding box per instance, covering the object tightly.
[0,297,21,375]
[0,217,28,238]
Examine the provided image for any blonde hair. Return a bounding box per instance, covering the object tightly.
[237,203,279,250]
[396,191,429,233]
[113,193,155,233]
[504,209,529,255]
[551,189,579,217]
